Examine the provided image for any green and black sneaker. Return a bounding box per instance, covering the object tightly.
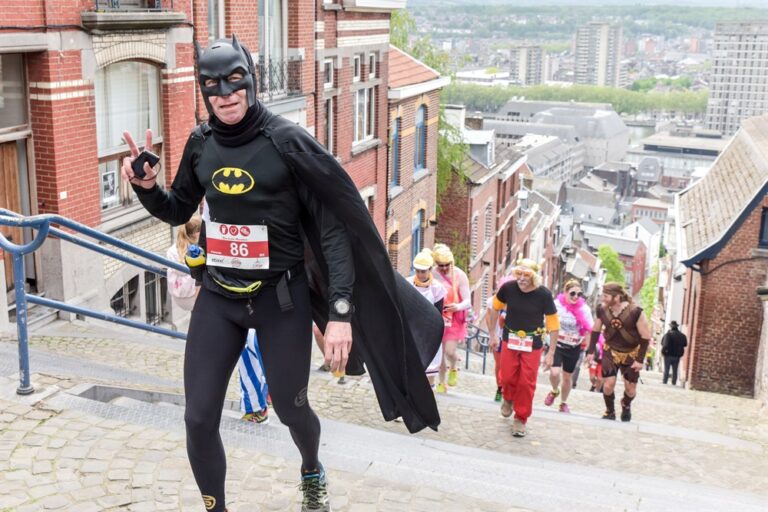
[300,465,331,512]
[494,387,502,402]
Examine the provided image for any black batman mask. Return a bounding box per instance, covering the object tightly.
[195,35,257,117]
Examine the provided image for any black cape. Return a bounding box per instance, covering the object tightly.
[261,116,443,433]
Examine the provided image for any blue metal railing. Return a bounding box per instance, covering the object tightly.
[0,209,188,395]
[464,323,490,374]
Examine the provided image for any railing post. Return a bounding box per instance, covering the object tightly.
[13,252,33,395]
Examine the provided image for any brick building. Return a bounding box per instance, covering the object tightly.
[385,46,449,276]
[0,0,196,331]
[676,114,768,396]
[0,0,409,330]
[438,106,538,320]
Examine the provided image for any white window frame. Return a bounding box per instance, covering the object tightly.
[353,87,374,143]
[324,97,334,154]
[207,0,225,45]
[259,0,289,95]
[368,52,377,79]
[323,58,334,89]
[95,61,163,215]
[353,54,362,82]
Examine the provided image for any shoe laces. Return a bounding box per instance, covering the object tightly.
[300,471,328,509]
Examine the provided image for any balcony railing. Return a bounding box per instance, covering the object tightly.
[84,0,185,30]
[257,57,303,103]
[94,0,173,9]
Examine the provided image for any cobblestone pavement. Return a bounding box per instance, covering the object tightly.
[1,323,767,510]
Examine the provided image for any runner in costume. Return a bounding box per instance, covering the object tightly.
[488,259,559,437]
[545,279,593,413]
[586,282,652,422]
[408,249,447,386]
[431,243,471,393]
[122,36,442,512]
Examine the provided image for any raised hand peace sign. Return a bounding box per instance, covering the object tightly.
[120,129,159,190]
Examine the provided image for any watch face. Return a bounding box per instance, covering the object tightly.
[334,299,350,315]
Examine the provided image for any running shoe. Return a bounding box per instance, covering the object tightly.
[500,399,513,418]
[435,383,447,394]
[512,418,526,438]
[544,389,559,407]
[558,403,571,414]
[337,375,346,385]
[447,368,458,387]
[621,406,632,422]
[300,466,331,512]
[494,387,502,402]
[602,411,616,420]
[317,363,330,372]
[241,408,269,425]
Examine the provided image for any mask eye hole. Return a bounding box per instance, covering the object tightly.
[203,77,218,88]
[227,72,244,82]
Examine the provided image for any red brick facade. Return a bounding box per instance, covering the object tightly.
[437,155,533,318]
[386,91,441,276]
[682,194,768,396]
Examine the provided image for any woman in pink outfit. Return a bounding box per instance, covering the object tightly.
[431,243,471,392]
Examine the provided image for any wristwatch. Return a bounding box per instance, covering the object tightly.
[332,299,352,316]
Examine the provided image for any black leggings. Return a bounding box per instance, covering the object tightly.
[184,274,319,512]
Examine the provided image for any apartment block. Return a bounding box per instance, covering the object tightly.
[705,21,768,137]
[574,22,622,88]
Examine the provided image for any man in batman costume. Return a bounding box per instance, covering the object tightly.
[121,36,443,512]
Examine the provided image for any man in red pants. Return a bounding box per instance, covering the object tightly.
[488,259,559,438]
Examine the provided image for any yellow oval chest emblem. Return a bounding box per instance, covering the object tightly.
[212,167,254,195]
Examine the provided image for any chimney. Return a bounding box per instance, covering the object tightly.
[465,112,484,130]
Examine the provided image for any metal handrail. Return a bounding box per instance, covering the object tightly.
[0,209,188,395]
[464,323,490,375]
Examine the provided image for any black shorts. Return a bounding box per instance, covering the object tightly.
[552,344,581,373]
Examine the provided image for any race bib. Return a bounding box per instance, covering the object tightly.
[206,221,269,270]
[558,333,581,347]
[507,334,533,352]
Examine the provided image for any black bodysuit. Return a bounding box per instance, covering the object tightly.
[133,107,352,512]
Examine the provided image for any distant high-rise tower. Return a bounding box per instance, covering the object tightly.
[705,21,768,136]
[574,22,622,87]
[510,45,543,86]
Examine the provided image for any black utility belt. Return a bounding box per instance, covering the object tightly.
[205,262,305,311]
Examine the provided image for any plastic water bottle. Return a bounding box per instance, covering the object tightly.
[185,244,206,282]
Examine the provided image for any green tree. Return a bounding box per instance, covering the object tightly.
[597,245,626,286]
[640,264,659,321]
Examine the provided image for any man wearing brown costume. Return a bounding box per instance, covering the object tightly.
[586,283,651,422]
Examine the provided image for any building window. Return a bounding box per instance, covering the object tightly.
[481,274,490,314]
[0,54,27,129]
[471,214,479,258]
[323,58,334,89]
[411,210,425,266]
[110,276,139,318]
[353,54,362,82]
[368,53,377,79]
[414,105,426,170]
[390,117,400,187]
[484,202,493,245]
[145,271,168,326]
[354,88,374,143]
[207,0,225,45]
[95,61,162,213]
[258,0,287,92]
[324,98,334,154]
[760,208,768,248]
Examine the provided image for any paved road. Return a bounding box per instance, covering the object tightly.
[0,321,766,511]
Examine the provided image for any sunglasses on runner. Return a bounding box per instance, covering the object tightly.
[514,268,534,278]
[569,291,581,297]
[437,263,452,269]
